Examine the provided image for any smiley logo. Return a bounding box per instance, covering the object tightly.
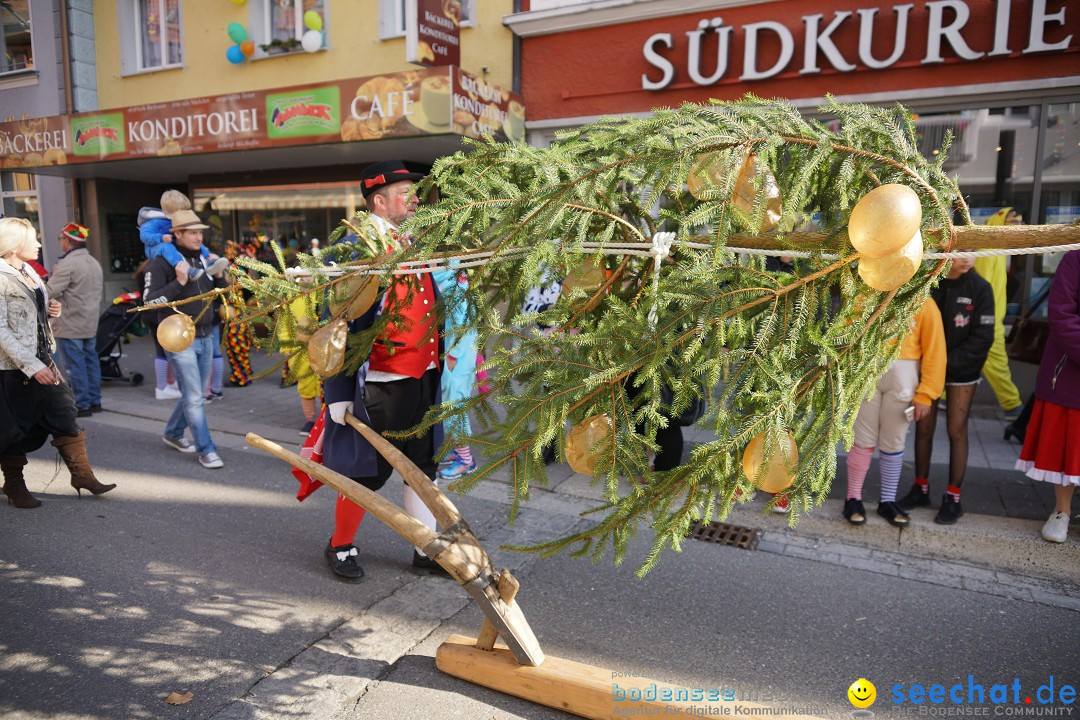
[848,678,876,709]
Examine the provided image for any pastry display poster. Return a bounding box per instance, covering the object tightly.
[0,66,523,170]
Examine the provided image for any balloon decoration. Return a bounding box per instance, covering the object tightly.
[226,45,245,64]
[157,313,196,353]
[730,151,783,233]
[848,184,922,259]
[565,414,612,477]
[686,152,724,201]
[240,40,255,57]
[226,22,248,44]
[741,430,798,493]
[858,230,924,292]
[308,318,348,377]
[560,257,606,297]
[303,10,323,31]
[301,29,323,53]
[330,274,379,320]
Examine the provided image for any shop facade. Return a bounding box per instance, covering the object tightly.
[506,0,1080,314]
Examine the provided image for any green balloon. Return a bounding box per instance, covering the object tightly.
[303,10,322,32]
[227,22,247,44]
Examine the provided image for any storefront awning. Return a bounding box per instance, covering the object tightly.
[197,190,364,212]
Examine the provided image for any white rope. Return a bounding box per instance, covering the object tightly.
[281,238,1080,280]
[647,232,675,327]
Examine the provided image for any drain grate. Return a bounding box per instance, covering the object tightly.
[688,521,762,550]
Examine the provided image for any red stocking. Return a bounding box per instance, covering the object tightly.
[331,495,366,547]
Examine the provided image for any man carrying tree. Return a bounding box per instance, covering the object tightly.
[320,159,449,581]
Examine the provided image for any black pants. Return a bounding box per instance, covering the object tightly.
[0,369,80,456]
[624,374,685,472]
[353,369,438,490]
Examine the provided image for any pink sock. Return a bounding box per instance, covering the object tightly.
[845,445,875,500]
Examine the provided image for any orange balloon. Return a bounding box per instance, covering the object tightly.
[240,40,255,57]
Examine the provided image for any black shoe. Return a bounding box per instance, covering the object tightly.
[325,542,365,581]
[877,501,911,527]
[412,550,451,577]
[897,484,931,510]
[76,407,93,418]
[1003,424,1025,443]
[843,498,867,525]
[934,495,964,525]
[89,403,102,413]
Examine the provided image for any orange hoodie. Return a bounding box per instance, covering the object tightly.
[899,297,947,406]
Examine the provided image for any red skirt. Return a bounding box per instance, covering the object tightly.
[1016,398,1080,486]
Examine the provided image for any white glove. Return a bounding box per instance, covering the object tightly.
[328,401,353,425]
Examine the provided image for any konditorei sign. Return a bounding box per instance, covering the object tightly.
[406,0,462,67]
[0,66,524,170]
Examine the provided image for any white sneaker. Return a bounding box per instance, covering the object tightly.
[163,435,196,454]
[205,257,230,277]
[156,384,182,400]
[199,452,224,469]
[1041,511,1070,543]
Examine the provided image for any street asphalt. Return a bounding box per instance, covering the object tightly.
[1,334,1077,720]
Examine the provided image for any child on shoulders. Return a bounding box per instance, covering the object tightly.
[137,189,227,280]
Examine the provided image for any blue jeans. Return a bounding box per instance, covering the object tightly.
[165,334,216,455]
[57,337,101,409]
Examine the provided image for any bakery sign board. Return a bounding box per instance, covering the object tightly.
[406,0,461,67]
[0,66,524,170]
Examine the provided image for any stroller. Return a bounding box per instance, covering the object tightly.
[96,291,145,385]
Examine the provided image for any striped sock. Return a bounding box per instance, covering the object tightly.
[946,484,962,502]
[878,450,904,503]
[914,477,929,494]
[455,446,473,465]
[154,357,170,390]
[845,445,874,500]
[331,495,366,547]
[300,396,318,422]
[167,362,176,386]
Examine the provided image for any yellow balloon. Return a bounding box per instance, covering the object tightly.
[308,318,348,377]
[218,302,237,324]
[330,273,379,320]
[157,313,195,353]
[848,184,922,259]
[730,151,782,232]
[561,258,606,297]
[741,430,798,493]
[858,230,924,292]
[565,414,612,476]
[687,152,725,200]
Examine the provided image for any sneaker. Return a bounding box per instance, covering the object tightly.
[76,407,93,418]
[1041,511,1070,543]
[843,497,867,525]
[205,257,230,277]
[771,495,789,514]
[202,394,213,404]
[412,550,451,577]
[162,435,197,453]
[876,500,911,527]
[89,403,102,413]
[186,266,205,281]
[156,384,182,400]
[208,391,223,401]
[325,542,365,581]
[198,451,224,469]
[439,449,461,467]
[1001,405,1022,421]
[299,420,315,436]
[934,494,964,525]
[438,457,477,480]
[733,488,758,502]
[898,484,931,510]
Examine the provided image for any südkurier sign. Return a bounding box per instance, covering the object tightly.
[0,66,524,170]
[640,0,1075,90]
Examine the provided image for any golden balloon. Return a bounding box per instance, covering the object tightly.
[741,430,798,493]
[687,151,725,200]
[330,273,379,320]
[218,302,238,324]
[858,230,924,292]
[308,318,348,377]
[565,414,612,476]
[730,151,782,232]
[561,257,606,297]
[848,184,922,259]
[157,313,195,353]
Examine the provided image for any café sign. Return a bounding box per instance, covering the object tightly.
[641,0,1074,90]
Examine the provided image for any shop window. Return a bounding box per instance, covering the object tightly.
[379,0,474,40]
[118,0,183,74]
[1034,102,1080,283]
[0,172,40,229]
[250,0,326,56]
[0,1,34,75]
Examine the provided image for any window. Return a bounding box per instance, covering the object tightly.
[1,172,39,229]
[0,0,34,75]
[379,0,474,40]
[133,0,182,71]
[250,0,325,55]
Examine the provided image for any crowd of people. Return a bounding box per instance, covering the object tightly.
[0,181,1075,584]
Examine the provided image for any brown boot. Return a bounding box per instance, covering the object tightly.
[51,433,116,497]
[2,454,41,509]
